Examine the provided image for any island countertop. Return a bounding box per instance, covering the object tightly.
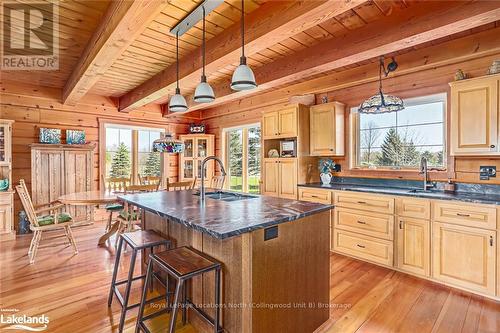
[118,190,332,239]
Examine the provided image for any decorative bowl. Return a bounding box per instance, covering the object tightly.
[0,179,9,191]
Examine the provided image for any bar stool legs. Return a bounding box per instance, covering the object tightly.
[135,259,153,333]
[108,236,123,307]
[169,280,184,333]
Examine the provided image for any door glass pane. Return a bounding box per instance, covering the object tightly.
[197,139,208,158]
[184,139,193,158]
[0,126,5,162]
[184,160,194,179]
[227,129,243,191]
[138,130,162,177]
[247,127,261,194]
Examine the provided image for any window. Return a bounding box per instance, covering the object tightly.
[224,124,261,193]
[353,93,446,169]
[103,123,164,182]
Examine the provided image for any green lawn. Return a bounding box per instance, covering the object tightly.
[229,176,260,193]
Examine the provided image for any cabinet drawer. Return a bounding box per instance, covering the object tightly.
[298,187,332,204]
[334,208,394,240]
[334,191,394,214]
[432,201,496,230]
[396,197,430,220]
[333,229,393,266]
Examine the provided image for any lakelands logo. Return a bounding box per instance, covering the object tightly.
[1,313,49,331]
[1,1,59,70]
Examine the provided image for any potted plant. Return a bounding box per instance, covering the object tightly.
[318,159,335,185]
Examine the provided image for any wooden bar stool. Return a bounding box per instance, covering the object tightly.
[108,230,171,333]
[135,246,222,333]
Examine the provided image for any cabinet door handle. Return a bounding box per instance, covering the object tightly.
[311,195,319,198]
[399,220,403,229]
[357,220,366,225]
[456,213,470,217]
[490,236,494,247]
[357,201,367,204]
[356,244,365,248]
[490,145,496,148]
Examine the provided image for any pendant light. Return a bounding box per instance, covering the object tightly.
[359,56,404,114]
[169,31,188,112]
[152,133,185,154]
[194,6,215,103]
[230,0,257,91]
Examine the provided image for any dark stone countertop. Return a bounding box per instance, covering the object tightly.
[298,183,500,205]
[118,190,333,239]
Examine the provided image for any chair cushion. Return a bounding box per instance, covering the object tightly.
[105,203,124,211]
[37,213,72,226]
[119,210,140,221]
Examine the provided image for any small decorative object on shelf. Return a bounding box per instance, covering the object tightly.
[454,69,467,81]
[18,211,30,235]
[319,159,335,185]
[444,178,456,193]
[267,149,279,158]
[66,129,86,144]
[280,140,296,157]
[39,128,61,144]
[152,134,185,153]
[189,124,206,134]
[0,178,9,191]
[487,60,500,75]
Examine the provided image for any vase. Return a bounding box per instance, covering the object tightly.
[320,173,332,185]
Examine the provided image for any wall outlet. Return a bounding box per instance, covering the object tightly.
[479,166,496,180]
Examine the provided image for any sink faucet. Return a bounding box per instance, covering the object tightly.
[419,156,435,191]
[200,156,227,202]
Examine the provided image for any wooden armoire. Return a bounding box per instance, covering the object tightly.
[30,143,95,224]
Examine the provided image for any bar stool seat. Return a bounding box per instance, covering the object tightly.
[108,230,171,333]
[136,246,222,333]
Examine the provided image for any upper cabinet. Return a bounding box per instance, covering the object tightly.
[309,102,345,156]
[450,74,499,155]
[262,107,298,139]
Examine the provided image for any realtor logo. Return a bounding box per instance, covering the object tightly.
[1,1,59,70]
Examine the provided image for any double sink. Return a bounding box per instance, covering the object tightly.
[194,190,258,202]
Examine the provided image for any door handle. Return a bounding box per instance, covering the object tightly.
[490,236,494,247]
[399,220,403,229]
[357,201,367,204]
[357,220,366,225]
[456,213,470,217]
[356,244,365,248]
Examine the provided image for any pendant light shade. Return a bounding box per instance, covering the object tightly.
[152,133,184,153]
[359,56,404,114]
[169,32,188,112]
[194,6,215,103]
[231,0,257,91]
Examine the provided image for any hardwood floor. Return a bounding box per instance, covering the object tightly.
[0,220,498,333]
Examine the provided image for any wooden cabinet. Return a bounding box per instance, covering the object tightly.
[334,191,394,214]
[450,74,499,155]
[396,217,430,277]
[179,134,214,183]
[333,229,393,267]
[263,158,297,199]
[334,208,394,240]
[396,197,430,220]
[309,102,345,156]
[31,144,94,224]
[432,222,496,295]
[432,200,496,230]
[298,187,332,205]
[262,107,297,139]
[0,119,14,241]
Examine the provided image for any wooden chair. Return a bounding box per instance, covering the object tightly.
[102,176,130,232]
[16,179,78,264]
[166,179,195,191]
[210,175,225,190]
[138,175,161,188]
[115,184,159,247]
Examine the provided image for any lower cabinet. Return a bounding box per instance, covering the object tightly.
[333,229,393,267]
[432,222,496,295]
[396,217,430,277]
[263,159,297,199]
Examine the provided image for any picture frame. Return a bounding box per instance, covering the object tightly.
[39,128,61,144]
[66,129,86,144]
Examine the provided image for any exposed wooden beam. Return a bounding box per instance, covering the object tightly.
[199,25,500,120]
[186,1,500,111]
[118,0,369,112]
[62,0,169,105]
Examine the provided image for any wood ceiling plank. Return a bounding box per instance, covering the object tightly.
[335,9,367,30]
[62,0,170,105]
[353,1,385,23]
[185,1,500,110]
[303,25,333,41]
[118,0,369,112]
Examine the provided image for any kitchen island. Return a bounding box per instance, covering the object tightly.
[119,190,332,333]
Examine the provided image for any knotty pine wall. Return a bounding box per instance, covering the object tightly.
[200,52,500,185]
[0,80,195,221]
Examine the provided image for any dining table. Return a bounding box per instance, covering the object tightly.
[58,190,121,245]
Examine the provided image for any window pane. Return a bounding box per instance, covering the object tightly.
[248,127,261,194]
[138,130,150,152]
[356,95,445,169]
[138,130,162,177]
[228,129,243,192]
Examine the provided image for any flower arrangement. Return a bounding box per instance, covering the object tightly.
[318,159,336,185]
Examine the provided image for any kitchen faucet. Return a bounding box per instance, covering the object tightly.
[200,156,227,202]
[419,156,436,191]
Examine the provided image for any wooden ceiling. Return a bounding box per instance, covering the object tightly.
[2,0,500,114]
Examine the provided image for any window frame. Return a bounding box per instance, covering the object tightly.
[98,119,168,188]
[222,123,261,193]
[350,93,447,171]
